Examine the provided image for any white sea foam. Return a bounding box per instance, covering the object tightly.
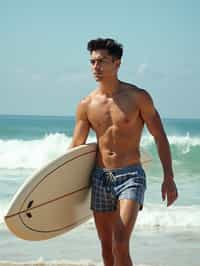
[0,199,10,225]
[0,262,153,266]
[0,132,199,170]
[0,259,104,266]
[142,132,200,150]
[83,203,200,230]
[137,203,200,229]
[0,134,96,170]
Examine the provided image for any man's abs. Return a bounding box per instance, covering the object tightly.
[96,127,143,169]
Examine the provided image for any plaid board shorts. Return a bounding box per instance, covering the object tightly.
[90,164,147,212]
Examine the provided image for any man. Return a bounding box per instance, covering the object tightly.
[69,38,178,266]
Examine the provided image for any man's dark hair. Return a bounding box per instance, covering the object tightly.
[87,38,123,60]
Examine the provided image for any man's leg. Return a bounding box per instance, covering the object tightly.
[112,199,140,266]
[93,211,116,266]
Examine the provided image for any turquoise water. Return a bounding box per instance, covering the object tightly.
[0,115,75,140]
[0,115,199,266]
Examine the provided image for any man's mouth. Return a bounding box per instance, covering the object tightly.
[94,72,102,76]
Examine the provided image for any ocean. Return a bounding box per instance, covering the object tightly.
[0,114,199,266]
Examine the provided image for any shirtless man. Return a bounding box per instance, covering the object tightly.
[69,38,178,266]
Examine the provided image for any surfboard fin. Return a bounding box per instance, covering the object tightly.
[26,200,34,218]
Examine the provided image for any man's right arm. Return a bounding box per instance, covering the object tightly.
[68,98,90,149]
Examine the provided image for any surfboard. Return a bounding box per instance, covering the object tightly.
[4,143,97,241]
[4,143,152,241]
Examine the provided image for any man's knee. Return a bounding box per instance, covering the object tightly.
[113,240,129,259]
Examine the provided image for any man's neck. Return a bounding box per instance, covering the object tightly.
[98,78,121,96]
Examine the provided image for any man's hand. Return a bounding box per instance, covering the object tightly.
[161,179,178,207]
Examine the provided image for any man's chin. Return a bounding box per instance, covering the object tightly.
[94,76,103,82]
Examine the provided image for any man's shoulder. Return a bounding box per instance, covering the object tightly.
[77,89,98,110]
[121,82,150,98]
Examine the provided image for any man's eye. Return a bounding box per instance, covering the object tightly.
[90,60,95,65]
[90,59,104,65]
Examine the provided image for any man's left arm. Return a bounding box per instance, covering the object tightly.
[137,89,178,207]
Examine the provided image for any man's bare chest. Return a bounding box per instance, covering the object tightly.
[88,96,139,130]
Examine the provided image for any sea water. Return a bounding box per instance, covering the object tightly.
[0,115,199,266]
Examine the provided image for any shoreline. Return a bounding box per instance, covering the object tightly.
[0,226,199,266]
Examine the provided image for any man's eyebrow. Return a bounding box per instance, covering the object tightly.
[90,56,108,60]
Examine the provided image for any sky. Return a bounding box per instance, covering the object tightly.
[0,0,199,118]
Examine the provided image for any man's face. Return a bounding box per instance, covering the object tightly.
[90,49,120,82]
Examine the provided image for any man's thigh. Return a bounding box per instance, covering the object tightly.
[93,199,140,242]
[113,199,140,241]
[93,211,116,242]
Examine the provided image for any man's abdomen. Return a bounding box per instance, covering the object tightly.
[96,142,141,169]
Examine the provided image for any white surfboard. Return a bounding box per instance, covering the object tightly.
[4,143,152,241]
[4,143,97,241]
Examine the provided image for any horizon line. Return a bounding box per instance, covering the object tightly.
[0,113,199,120]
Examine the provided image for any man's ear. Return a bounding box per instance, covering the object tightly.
[115,59,121,68]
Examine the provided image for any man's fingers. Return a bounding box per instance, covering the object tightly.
[167,191,178,207]
[167,197,174,207]
[162,180,178,206]
[162,192,166,201]
[162,187,166,201]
